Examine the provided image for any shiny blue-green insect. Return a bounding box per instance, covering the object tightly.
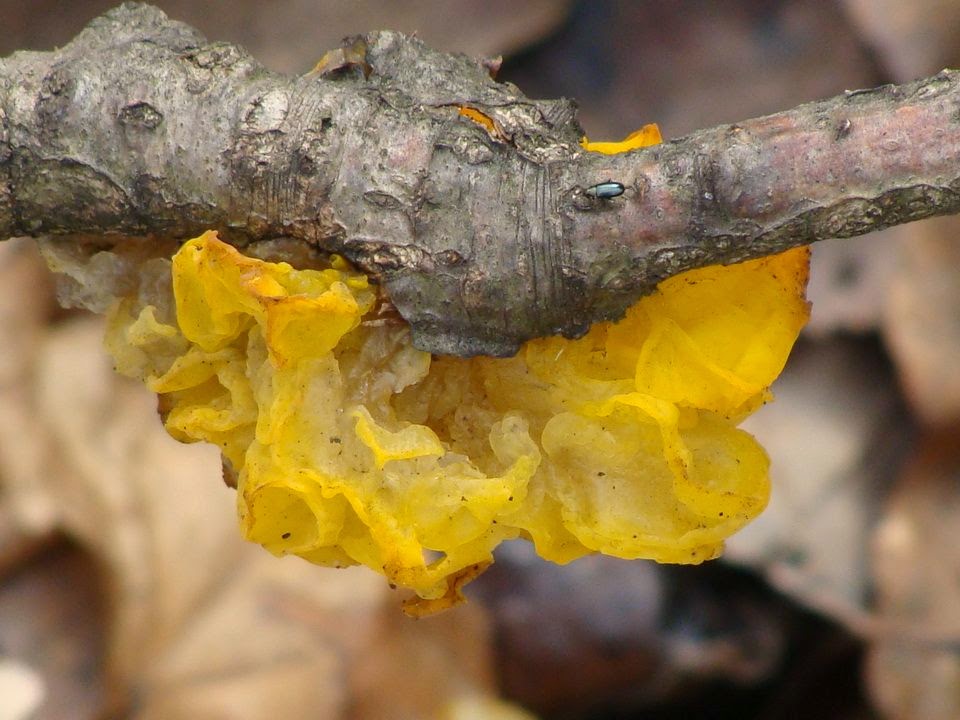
[584,181,625,199]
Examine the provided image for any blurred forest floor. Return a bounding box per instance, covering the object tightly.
[2,2,960,719]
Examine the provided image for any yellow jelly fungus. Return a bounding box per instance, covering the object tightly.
[458,105,498,134]
[580,123,663,154]
[104,126,809,615]
[105,232,809,615]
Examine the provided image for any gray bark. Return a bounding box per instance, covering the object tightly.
[3,3,960,357]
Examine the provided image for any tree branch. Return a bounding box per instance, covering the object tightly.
[3,3,960,357]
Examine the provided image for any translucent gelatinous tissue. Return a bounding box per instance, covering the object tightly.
[103,123,811,613]
[105,229,809,615]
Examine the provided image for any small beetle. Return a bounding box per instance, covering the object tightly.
[584,181,625,199]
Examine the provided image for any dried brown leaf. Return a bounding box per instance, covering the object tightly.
[882,217,960,424]
[805,233,898,335]
[866,426,960,720]
[843,0,960,80]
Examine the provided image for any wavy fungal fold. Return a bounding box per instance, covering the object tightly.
[105,228,808,614]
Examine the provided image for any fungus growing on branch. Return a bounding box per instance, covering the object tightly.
[103,228,808,614]
[5,4,860,613]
